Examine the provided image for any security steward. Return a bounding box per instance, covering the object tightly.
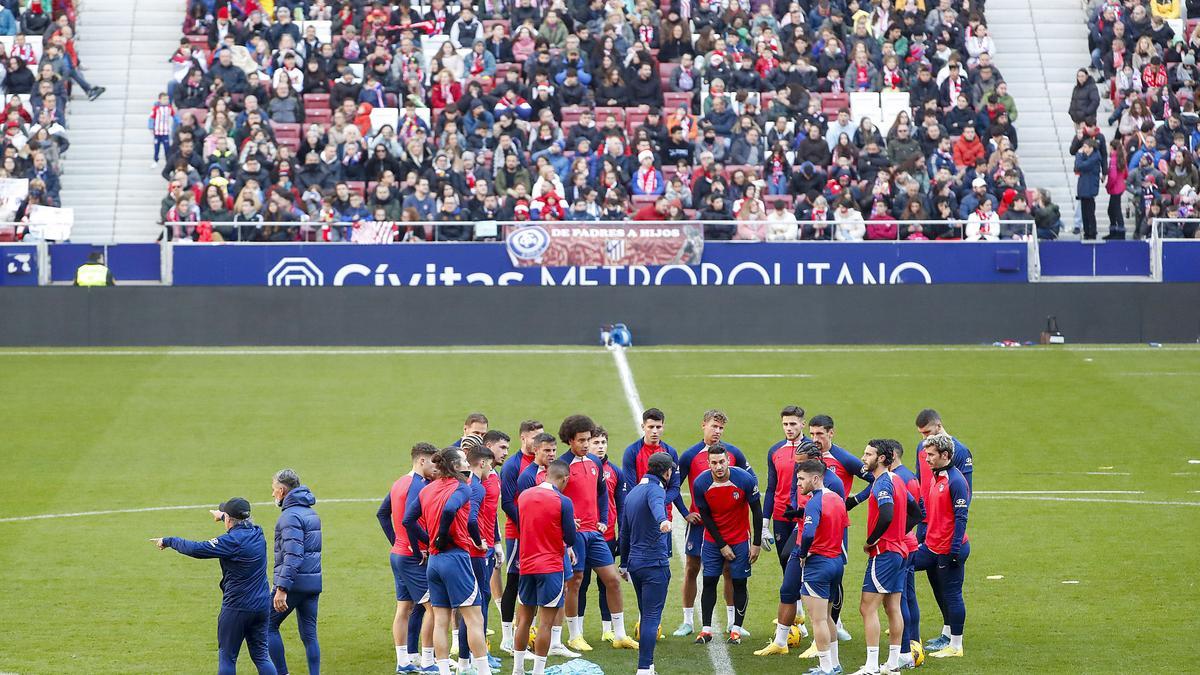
[152,498,279,675]
[74,251,114,286]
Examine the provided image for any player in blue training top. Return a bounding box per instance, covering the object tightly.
[692,444,763,645]
[913,432,970,660]
[676,409,754,638]
[620,407,688,522]
[619,451,676,675]
[498,420,543,655]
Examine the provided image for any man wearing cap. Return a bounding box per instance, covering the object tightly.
[152,499,278,675]
[958,177,996,220]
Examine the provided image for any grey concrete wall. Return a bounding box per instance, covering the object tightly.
[0,285,1197,346]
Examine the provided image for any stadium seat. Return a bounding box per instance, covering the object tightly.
[306,108,332,126]
[594,106,626,124]
[625,106,650,134]
[631,194,658,208]
[821,93,849,114]
[303,93,331,110]
[347,181,367,197]
[658,62,679,91]
[663,91,693,110]
[560,106,585,127]
[0,226,15,242]
[271,123,302,152]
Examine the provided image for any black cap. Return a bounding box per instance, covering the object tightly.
[219,497,252,520]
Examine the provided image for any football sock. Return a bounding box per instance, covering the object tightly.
[682,607,694,625]
[818,650,833,672]
[887,644,901,669]
[866,646,879,670]
[532,655,547,675]
[549,626,563,648]
[473,656,492,675]
[950,634,963,650]
[436,658,451,675]
[397,647,409,667]
[511,651,525,675]
[612,612,627,640]
[773,622,790,647]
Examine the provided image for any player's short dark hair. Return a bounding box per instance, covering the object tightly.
[889,439,905,458]
[591,426,608,440]
[411,442,438,459]
[915,409,941,428]
[547,459,571,481]
[519,419,543,434]
[707,442,727,456]
[532,432,557,446]
[465,412,489,426]
[809,414,835,430]
[467,443,495,465]
[796,459,825,476]
[795,440,823,458]
[642,408,665,423]
[647,452,674,478]
[780,405,806,419]
[869,439,896,465]
[483,430,510,444]
[431,447,466,480]
[702,409,728,424]
[558,415,596,443]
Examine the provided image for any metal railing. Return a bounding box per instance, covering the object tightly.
[153,219,1037,243]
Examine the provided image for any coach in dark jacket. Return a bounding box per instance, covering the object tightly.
[268,470,322,675]
[1074,140,1102,240]
[153,498,278,675]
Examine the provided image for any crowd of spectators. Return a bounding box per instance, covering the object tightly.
[158,0,1056,243]
[1081,0,1200,239]
[0,0,100,238]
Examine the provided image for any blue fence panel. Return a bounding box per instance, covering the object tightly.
[1038,240,1151,277]
[171,241,1031,287]
[1162,241,1200,282]
[0,244,38,286]
[49,244,161,283]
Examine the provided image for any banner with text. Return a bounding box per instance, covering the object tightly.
[505,223,704,267]
[171,241,1030,286]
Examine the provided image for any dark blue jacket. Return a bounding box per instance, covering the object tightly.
[1075,150,1102,199]
[273,486,323,594]
[165,521,271,611]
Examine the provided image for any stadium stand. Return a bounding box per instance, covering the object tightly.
[155,0,1059,243]
[1084,0,1196,239]
[0,0,98,243]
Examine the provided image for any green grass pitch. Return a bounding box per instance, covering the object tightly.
[1,345,1199,674]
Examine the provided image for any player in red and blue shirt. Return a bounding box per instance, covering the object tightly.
[763,405,809,570]
[576,427,628,642]
[692,445,763,645]
[375,442,439,673]
[675,409,754,637]
[454,440,504,672]
[620,408,687,521]
[514,461,578,675]
[912,433,970,660]
[498,420,543,653]
[808,414,874,498]
[404,448,491,675]
[557,415,637,651]
[850,440,923,675]
[847,439,925,669]
[753,458,848,674]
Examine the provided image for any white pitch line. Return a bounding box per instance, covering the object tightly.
[675,374,814,379]
[973,490,1144,495]
[976,495,1200,507]
[0,498,379,524]
[609,345,734,674]
[1,344,1196,357]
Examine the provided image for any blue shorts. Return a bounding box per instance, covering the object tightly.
[390,553,413,602]
[518,571,566,608]
[863,551,905,594]
[428,551,480,608]
[504,537,519,575]
[701,540,752,579]
[397,554,429,605]
[572,531,615,573]
[468,555,491,606]
[684,521,704,558]
[779,554,805,604]
[800,554,844,600]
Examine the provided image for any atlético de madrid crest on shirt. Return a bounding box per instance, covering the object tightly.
[733,493,740,500]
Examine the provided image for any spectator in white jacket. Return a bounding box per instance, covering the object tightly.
[765,199,798,240]
[966,196,1001,240]
[833,198,866,240]
[964,24,996,68]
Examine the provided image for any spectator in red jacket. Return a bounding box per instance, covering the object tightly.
[952,126,986,169]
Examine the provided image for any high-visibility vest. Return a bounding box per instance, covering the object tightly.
[75,263,110,287]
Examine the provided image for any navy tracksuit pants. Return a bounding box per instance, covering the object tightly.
[218,607,278,675]
[630,564,671,670]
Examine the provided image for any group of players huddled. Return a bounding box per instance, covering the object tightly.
[377,406,972,675]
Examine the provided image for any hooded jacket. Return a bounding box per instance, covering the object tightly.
[273,486,323,594]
